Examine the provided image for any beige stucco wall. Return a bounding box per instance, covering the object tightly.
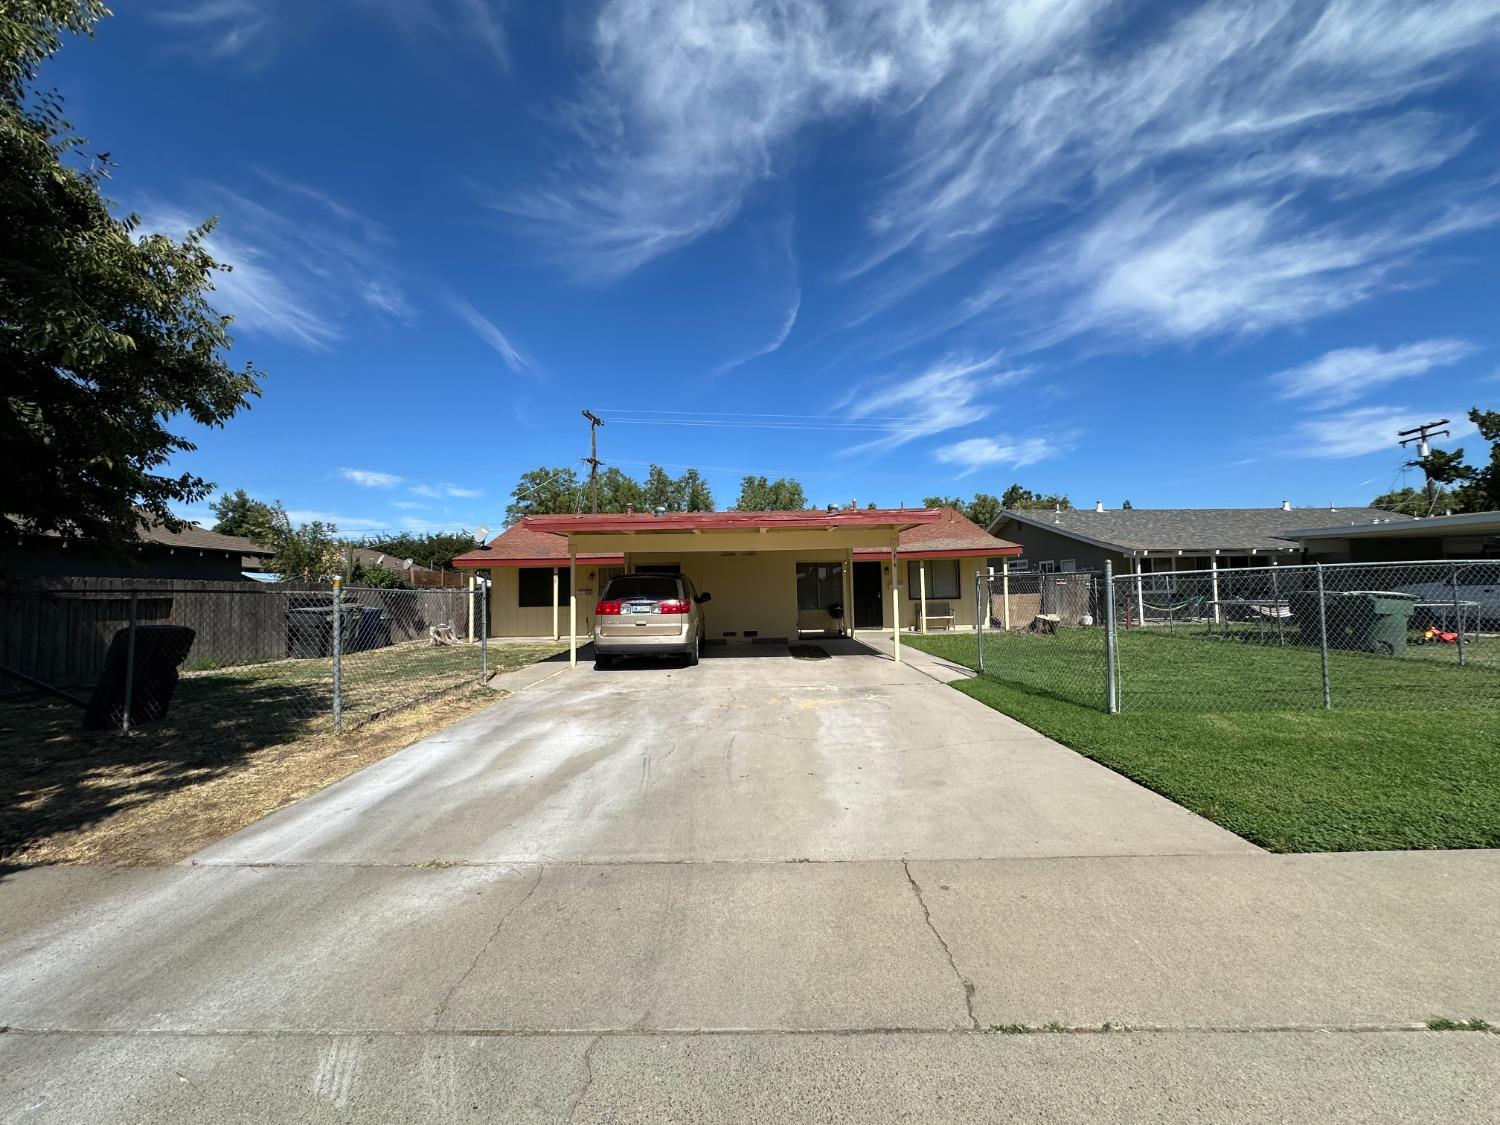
[481,563,622,639]
[481,552,1004,639]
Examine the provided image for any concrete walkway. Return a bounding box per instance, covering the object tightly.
[2,646,1495,1122]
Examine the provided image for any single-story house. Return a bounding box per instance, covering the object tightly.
[5,517,274,581]
[1279,509,1500,563]
[988,503,1412,576]
[452,507,1020,659]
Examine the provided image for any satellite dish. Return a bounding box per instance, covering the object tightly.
[403,558,414,570]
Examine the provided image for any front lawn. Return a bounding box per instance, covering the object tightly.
[908,632,1500,852]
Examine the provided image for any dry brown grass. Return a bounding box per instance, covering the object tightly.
[3,687,501,866]
[1,641,565,866]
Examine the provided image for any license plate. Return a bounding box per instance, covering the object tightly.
[624,603,653,614]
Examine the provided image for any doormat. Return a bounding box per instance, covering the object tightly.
[787,644,831,660]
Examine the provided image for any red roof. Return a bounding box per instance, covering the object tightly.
[455,508,1016,567]
[452,523,622,569]
[522,508,943,534]
[856,506,1020,559]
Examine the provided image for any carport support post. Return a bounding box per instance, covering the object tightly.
[1315,563,1332,710]
[568,552,577,667]
[844,549,855,640]
[918,561,928,634]
[1104,560,1118,714]
[890,544,901,663]
[479,573,489,678]
[552,567,560,641]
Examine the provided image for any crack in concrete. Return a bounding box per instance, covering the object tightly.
[565,1035,602,1122]
[902,859,979,1030]
[430,865,545,1028]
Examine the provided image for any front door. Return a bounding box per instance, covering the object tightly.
[853,562,884,629]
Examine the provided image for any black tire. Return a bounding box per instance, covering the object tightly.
[594,654,614,670]
[686,634,700,667]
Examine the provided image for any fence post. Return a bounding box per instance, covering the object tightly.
[1451,562,1466,668]
[121,591,138,735]
[1104,560,1119,714]
[480,575,489,678]
[1001,559,1011,631]
[332,577,343,734]
[1315,563,1332,710]
[976,571,986,674]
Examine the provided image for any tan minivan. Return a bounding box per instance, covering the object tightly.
[592,572,711,668]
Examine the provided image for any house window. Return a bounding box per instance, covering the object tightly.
[796,563,844,611]
[517,566,557,608]
[1038,560,1057,573]
[1060,559,1077,572]
[907,558,960,599]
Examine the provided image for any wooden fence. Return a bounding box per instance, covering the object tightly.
[0,578,475,694]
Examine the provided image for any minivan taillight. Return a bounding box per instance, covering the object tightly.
[595,600,622,616]
[657,598,691,614]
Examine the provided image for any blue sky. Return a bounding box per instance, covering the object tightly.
[48,0,1500,533]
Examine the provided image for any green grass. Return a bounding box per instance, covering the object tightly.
[908,632,1500,852]
[1425,1018,1496,1032]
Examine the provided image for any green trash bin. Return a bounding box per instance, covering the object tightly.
[1344,591,1418,656]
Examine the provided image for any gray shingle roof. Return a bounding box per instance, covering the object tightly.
[993,507,1414,553]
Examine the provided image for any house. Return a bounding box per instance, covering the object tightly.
[1280,509,1500,563]
[988,503,1413,577]
[5,517,274,581]
[347,547,463,588]
[452,507,1020,653]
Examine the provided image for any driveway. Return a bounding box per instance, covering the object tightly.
[190,640,1253,866]
[2,644,1496,1122]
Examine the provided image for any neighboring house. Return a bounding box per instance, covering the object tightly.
[452,507,1020,641]
[988,503,1413,576]
[1281,509,1500,563]
[346,547,461,587]
[6,517,273,581]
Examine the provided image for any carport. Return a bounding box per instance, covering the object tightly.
[523,509,945,666]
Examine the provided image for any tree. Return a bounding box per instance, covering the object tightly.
[735,475,806,511]
[923,492,1000,528]
[588,467,640,514]
[365,530,477,569]
[267,507,341,580]
[210,490,278,544]
[1,2,262,558]
[1121,499,1134,510]
[353,564,410,589]
[506,466,581,523]
[1370,485,1451,516]
[676,468,714,512]
[1001,483,1072,510]
[641,465,676,511]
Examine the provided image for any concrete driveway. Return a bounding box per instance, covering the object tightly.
[2,643,1496,1122]
[190,639,1253,866]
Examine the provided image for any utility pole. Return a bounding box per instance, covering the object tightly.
[1398,419,1451,512]
[581,409,604,514]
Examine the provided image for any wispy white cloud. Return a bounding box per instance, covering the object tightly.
[134,177,410,349]
[934,436,1058,478]
[1271,339,1476,406]
[838,354,1030,457]
[449,296,531,374]
[1291,405,1478,458]
[340,468,403,488]
[994,189,1499,347]
[521,0,1500,352]
[155,0,275,61]
[410,483,484,499]
[390,500,426,510]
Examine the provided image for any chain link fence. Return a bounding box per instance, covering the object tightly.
[966,559,1498,714]
[1,579,487,737]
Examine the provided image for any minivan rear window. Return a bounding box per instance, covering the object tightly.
[605,575,680,600]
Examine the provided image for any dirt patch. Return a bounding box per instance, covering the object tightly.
[2,687,503,866]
